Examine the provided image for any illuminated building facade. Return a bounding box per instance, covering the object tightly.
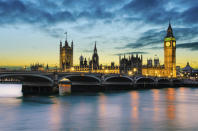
[119,54,142,74]
[182,62,193,74]
[164,22,176,77]
[80,42,99,70]
[60,33,73,71]
[142,22,176,77]
[75,42,119,74]
[79,55,88,68]
[30,63,45,71]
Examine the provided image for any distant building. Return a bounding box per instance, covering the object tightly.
[154,55,160,67]
[145,56,160,67]
[147,58,153,67]
[176,66,181,76]
[182,62,193,74]
[0,68,7,72]
[46,64,49,71]
[75,42,119,73]
[79,55,84,68]
[79,55,88,68]
[84,42,100,70]
[60,33,73,71]
[145,55,160,68]
[30,63,44,71]
[92,42,99,70]
[111,62,115,68]
[77,42,100,71]
[119,54,142,74]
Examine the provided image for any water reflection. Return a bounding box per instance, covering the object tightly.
[130,91,141,131]
[152,89,160,121]
[166,88,176,120]
[98,93,107,130]
[98,93,106,118]
[1,86,198,130]
[130,91,139,121]
[49,97,62,131]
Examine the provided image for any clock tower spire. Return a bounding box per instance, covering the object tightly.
[164,21,176,77]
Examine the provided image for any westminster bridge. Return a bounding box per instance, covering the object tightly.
[0,71,197,94]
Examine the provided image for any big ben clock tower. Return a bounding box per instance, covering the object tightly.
[164,22,176,77]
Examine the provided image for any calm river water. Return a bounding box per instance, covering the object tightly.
[0,84,198,131]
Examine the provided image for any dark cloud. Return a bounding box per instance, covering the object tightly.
[0,0,198,39]
[123,0,161,13]
[0,0,198,26]
[0,0,75,26]
[62,0,126,11]
[120,0,198,26]
[181,6,198,25]
[177,42,198,51]
[114,51,148,56]
[121,29,165,49]
[121,0,170,24]
[78,8,114,20]
[0,0,116,25]
[119,26,198,49]
[0,0,116,37]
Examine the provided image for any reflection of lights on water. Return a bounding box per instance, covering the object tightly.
[0,84,22,97]
[153,89,159,100]
[130,91,139,120]
[98,93,106,118]
[152,89,160,121]
[49,98,62,130]
[166,88,176,120]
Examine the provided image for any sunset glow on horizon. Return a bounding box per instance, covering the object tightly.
[0,0,198,68]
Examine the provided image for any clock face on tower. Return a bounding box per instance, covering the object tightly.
[166,42,170,47]
[173,41,176,47]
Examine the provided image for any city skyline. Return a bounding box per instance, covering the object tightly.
[0,0,198,68]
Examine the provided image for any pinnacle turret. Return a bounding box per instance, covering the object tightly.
[166,21,174,37]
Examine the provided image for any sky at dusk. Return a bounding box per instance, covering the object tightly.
[0,0,198,68]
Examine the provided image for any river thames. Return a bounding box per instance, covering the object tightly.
[0,84,198,131]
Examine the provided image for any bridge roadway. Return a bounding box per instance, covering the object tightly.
[0,71,197,94]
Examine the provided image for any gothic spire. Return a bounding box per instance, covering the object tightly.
[60,40,62,47]
[64,32,68,46]
[65,32,67,41]
[94,41,97,53]
[71,40,73,49]
[166,21,174,37]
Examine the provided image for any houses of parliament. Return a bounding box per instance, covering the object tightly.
[59,22,177,78]
[59,33,100,72]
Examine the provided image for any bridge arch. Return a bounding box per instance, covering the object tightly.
[157,78,171,83]
[104,75,133,83]
[135,77,155,84]
[0,74,53,84]
[59,74,101,83]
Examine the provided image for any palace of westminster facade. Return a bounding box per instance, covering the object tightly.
[59,22,176,77]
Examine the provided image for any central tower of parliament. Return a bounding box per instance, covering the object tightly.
[59,33,73,70]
